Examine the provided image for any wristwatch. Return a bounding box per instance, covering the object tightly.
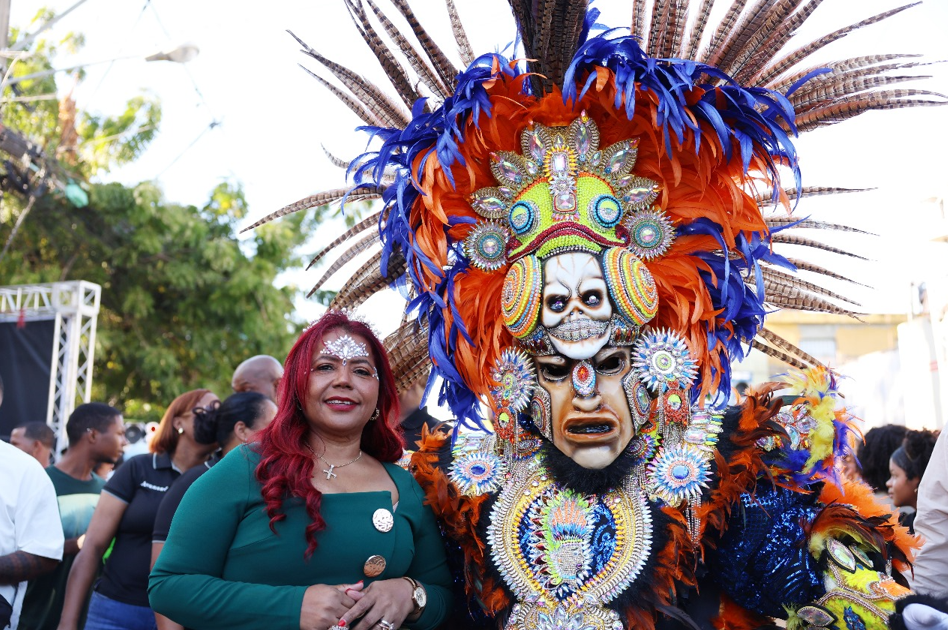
[402,576,427,621]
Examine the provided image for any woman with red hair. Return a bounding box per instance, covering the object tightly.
[59,388,219,630]
[149,311,452,630]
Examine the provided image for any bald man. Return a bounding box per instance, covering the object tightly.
[231,355,283,402]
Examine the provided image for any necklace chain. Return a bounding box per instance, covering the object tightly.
[306,442,363,480]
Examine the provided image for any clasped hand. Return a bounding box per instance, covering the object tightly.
[300,578,414,630]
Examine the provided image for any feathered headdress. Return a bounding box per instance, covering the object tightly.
[248,0,945,430]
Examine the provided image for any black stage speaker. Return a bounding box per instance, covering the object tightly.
[0,320,55,440]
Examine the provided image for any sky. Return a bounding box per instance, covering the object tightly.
[9,0,948,334]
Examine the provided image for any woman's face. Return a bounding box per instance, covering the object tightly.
[303,328,380,439]
[175,391,220,444]
[886,459,920,508]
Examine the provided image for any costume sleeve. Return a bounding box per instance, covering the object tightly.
[402,472,454,630]
[709,481,912,630]
[708,482,825,618]
[148,447,307,630]
[16,457,64,561]
[909,429,948,596]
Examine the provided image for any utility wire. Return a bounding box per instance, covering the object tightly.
[87,1,149,101]
[155,119,219,179]
[147,0,217,120]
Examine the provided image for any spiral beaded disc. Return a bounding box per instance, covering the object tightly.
[502,255,543,338]
[602,247,659,327]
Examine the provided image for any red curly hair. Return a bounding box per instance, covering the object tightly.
[255,311,403,557]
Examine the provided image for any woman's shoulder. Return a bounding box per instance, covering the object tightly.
[382,461,424,499]
[216,443,263,472]
[187,445,262,502]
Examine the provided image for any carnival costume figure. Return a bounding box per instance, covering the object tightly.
[251,1,948,628]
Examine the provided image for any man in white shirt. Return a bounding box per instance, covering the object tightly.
[911,429,948,596]
[0,440,65,628]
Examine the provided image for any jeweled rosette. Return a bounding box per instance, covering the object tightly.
[625,208,674,260]
[647,443,710,506]
[633,329,698,393]
[490,348,536,413]
[449,451,508,496]
[464,221,510,271]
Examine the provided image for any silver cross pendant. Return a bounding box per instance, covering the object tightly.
[322,465,337,480]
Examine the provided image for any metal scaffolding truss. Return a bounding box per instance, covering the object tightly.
[0,281,101,444]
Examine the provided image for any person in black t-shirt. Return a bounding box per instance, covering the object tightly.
[150,392,276,630]
[57,390,218,630]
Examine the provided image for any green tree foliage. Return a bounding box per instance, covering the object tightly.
[2,178,324,420]
[2,10,360,420]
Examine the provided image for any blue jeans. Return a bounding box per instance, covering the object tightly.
[83,592,157,630]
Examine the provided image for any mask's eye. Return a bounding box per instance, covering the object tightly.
[546,295,568,313]
[539,361,570,381]
[582,290,603,307]
[595,354,624,375]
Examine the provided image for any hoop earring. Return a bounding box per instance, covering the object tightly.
[370,408,380,421]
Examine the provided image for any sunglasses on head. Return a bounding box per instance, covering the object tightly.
[191,400,221,417]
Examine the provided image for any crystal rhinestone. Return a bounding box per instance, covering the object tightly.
[851,545,873,568]
[797,606,835,627]
[470,463,486,476]
[524,160,539,176]
[498,186,514,198]
[481,236,501,257]
[551,151,569,175]
[672,465,690,480]
[607,149,629,174]
[527,130,545,162]
[372,508,393,533]
[473,195,505,215]
[576,123,591,157]
[827,538,857,572]
[554,191,576,212]
[637,225,658,244]
[498,159,522,184]
[626,184,657,204]
[684,428,705,444]
[591,151,601,166]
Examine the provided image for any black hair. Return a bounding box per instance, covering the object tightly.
[15,421,55,448]
[66,403,122,446]
[0,372,4,395]
[193,391,270,446]
[857,424,908,492]
[890,429,938,481]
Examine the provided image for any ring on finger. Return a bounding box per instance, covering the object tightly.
[377,620,396,630]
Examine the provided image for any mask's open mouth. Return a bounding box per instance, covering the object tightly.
[562,416,619,442]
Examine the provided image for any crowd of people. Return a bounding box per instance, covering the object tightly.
[3,315,948,630]
[1,321,455,630]
[0,320,944,630]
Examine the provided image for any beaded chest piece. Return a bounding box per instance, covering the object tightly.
[487,458,653,630]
